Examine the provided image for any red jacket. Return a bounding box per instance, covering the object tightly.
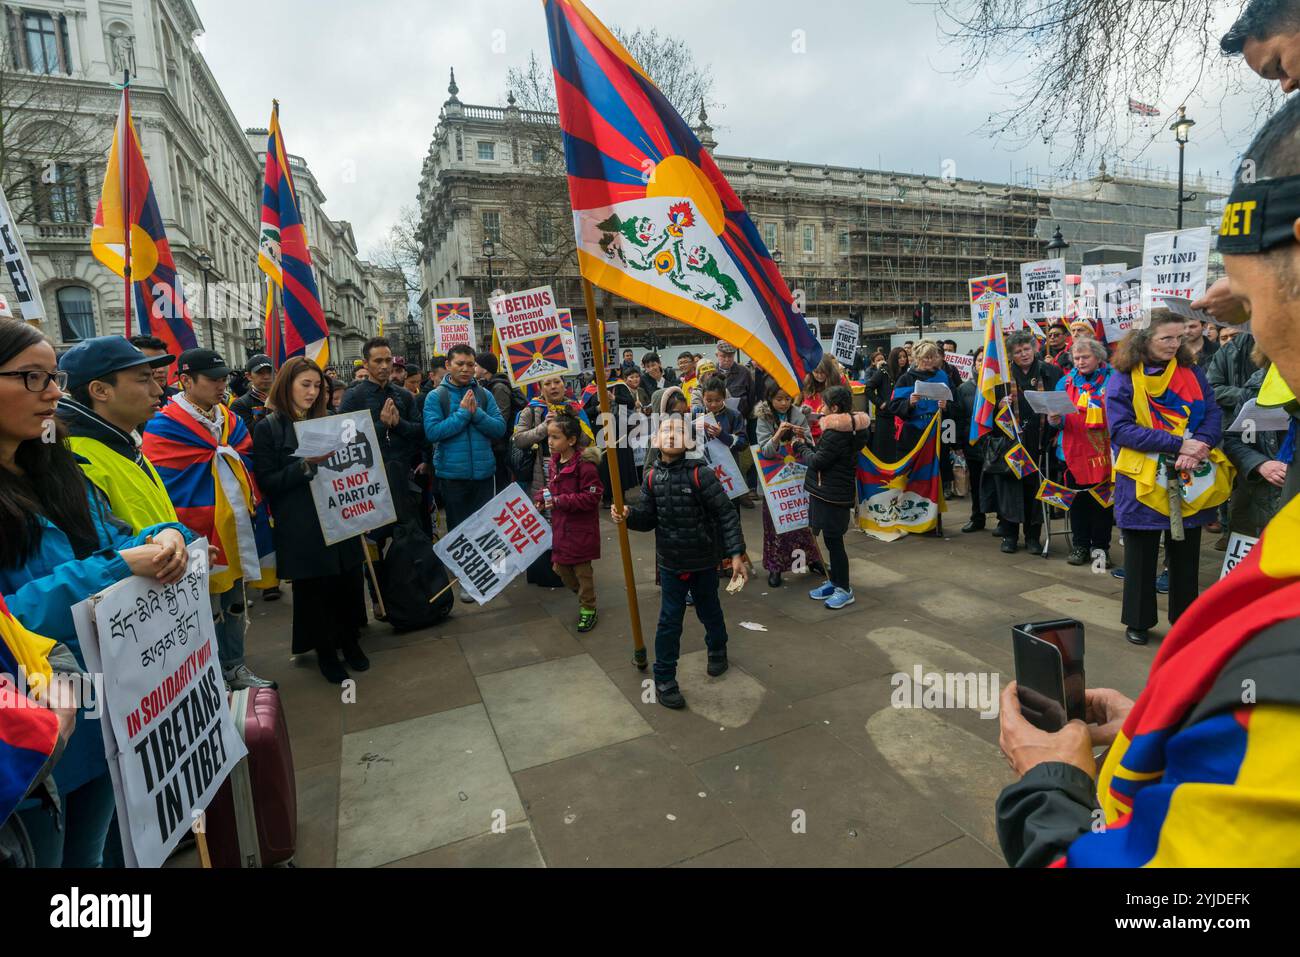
[544,449,604,565]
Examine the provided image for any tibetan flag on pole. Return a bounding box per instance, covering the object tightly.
[91,76,199,359]
[1,594,58,824]
[263,278,285,369]
[970,299,1012,442]
[543,0,821,398]
[856,413,945,541]
[258,102,328,368]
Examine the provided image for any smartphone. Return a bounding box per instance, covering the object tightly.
[1019,619,1086,724]
[1011,629,1068,732]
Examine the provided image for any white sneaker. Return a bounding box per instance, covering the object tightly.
[224,664,277,690]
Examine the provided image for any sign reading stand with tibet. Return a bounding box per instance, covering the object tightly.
[489,285,575,386]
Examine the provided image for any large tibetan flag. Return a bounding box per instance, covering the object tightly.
[1,594,58,824]
[91,81,199,361]
[970,300,1012,443]
[259,102,328,368]
[856,413,945,541]
[543,0,821,397]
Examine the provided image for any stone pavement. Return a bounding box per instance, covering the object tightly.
[189,497,1226,868]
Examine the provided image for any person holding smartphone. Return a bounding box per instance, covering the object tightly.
[754,380,824,588]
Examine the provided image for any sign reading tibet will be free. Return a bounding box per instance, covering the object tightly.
[1019,259,1066,321]
[831,320,859,366]
[1141,227,1210,314]
[490,285,575,386]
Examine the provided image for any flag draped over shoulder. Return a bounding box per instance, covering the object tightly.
[141,403,276,593]
[857,413,945,540]
[259,103,328,368]
[542,0,821,398]
[91,82,198,359]
[970,301,1012,442]
[1,595,58,824]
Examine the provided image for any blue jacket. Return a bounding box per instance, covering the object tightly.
[423,379,506,481]
[1,479,194,794]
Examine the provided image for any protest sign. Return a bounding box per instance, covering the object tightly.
[0,182,46,322]
[696,413,748,500]
[968,273,1009,331]
[432,299,476,355]
[299,411,398,545]
[1078,263,1127,321]
[806,317,820,342]
[1020,259,1066,322]
[1097,267,1144,342]
[1220,533,1259,580]
[576,319,620,374]
[1003,293,1026,331]
[944,351,974,382]
[556,308,581,371]
[1141,227,1210,314]
[433,486,552,604]
[490,285,574,385]
[756,446,809,533]
[75,540,247,869]
[831,319,859,367]
[629,411,649,466]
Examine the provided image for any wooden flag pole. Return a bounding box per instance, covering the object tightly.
[582,279,647,670]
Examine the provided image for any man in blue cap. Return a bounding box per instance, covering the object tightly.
[58,336,180,536]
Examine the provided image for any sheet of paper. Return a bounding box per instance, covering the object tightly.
[1024,390,1078,416]
[1158,296,1215,325]
[1227,398,1294,433]
[913,380,953,401]
[724,396,741,412]
[293,427,350,459]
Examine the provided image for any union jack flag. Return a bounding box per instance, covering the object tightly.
[1128,98,1160,117]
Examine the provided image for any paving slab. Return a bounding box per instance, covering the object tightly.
[673,838,773,867]
[341,634,481,733]
[383,824,545,868]
[476,654,653,772]
[293,762,340,868]
[457,616,585,677]
[902,835,1005,867]
[337,703,524,868]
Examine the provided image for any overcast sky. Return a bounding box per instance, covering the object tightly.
[192,0,1265,256]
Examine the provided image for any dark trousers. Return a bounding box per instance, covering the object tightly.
[1121,526,1203,631]
[824,532,849,589]
[440,477,496,533]
[17,771,116,867]
[293,569,366,658]
[654,566,727,684]
[966,448,984,516]
[1069,481,1114,551]
[1006,475,1043,543]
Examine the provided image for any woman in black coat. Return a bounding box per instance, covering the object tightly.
[866,347,908,462]
[804,386,871,609]
[252,357,367,684]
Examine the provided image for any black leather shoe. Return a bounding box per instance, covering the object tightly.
[767,571,782,588]
[1126,628,1150,646]
[1025,538,1043,555]
[1067,546,1089,566]
[961,517,986,533]
[1000,538,1018,554]
[341,641,370,672]
[319,654,349,684]
[656,682,686,709]
[707,654,729,677]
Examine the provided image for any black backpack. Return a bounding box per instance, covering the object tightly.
[376,520,454,631]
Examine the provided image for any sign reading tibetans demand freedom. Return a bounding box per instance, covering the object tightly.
[576,320,620,374]
[1020,259,1067,321]
[432,298,476,355]
[433,487,552,604]
[1141,226,1211,314]
[298,411,397,545]
[831,319,859,367]
[944,351,975,382]
[74,541,246,869]
[756,445,810,532]
[968,273,1009,332]
[489,285,574,386]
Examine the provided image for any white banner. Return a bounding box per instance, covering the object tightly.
[433,486,552,604]
[432,298,477,355]
[805,317,819,342]
[0,183,47,322]
[1078,263,1128,322]
[1220,532,1259,580]
[1142,227,1211,314]
[968,273,1009,332]
[696,413,748,500]
[74,540,246,869]
[299,411,398,546]
[557,308,581,371]
[755,445,809,532]
[831,319,859,367]
[576,320,620,374]
[944,351,974,382]
[1020,259,1067,323]
[1003,293,1026,331]
[490,285,575,385]
[1097,266,1144,342]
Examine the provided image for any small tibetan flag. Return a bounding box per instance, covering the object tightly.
[1090,482,1115,508]
[995,402,1018,440]
[1035,478,1077,510]
[1005,443,1038,479]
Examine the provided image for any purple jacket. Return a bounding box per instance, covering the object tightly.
[1106,364,1222,531]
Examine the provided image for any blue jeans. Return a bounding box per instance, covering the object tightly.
[212,580,246,672]
[17,771,117,868]
[654,567,727,684]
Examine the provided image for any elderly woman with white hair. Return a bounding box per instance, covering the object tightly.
[1048,337,1116,567]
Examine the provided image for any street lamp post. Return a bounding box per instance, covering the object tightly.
[481,237,496,346]
[196,251,215,351]
[1170,106,1196,229]
[243,318,264,358]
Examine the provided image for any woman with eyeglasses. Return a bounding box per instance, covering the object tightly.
[0,322,196,867]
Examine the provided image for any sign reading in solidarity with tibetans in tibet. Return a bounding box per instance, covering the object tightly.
[1141,226,1211,313]
[433,298,476,355]
[543,0,821,399]
[297,411,397,545]
[856,414,945,542]
[756,446,810,532]
[489,285,575,386]
[968,273,1008,332]
[1020,259,1067,322]
[831,320,859,367]
[0,183,46,322]
[433,487,553,604]
[74,541,246,869]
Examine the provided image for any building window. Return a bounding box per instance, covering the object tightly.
[763,222,777,251]
[477,141,495,161]
[56,287,95,342]
[532,144,547,165]
[48,163,84,223]
[482,210,501,244]
[802,224,816,255]
[537,212,555,247]
[839,231,850,255]
[20,11,70,74]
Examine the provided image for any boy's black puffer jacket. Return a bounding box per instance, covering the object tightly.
[805,426,871,507]
[626,455,745,572]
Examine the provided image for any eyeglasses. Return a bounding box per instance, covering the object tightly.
[0,370,68,392]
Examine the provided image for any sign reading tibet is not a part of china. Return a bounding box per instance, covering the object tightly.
[433,486,553,604]
[75,540,246,869]
[490,285,575,386]
[298,411,398,546]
